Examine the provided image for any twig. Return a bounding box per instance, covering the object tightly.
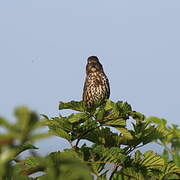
[74,138,81,149]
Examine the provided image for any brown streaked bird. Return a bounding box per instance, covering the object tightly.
[82,56,110,109]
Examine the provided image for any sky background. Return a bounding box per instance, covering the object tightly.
[0,0,180,155]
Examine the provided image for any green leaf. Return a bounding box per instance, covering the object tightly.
[139,151,164,169]
[29,133,52,143]
[122,167,145,180]
[83,127,122,147]
[15,156,45,176]
[0,117,15,131]
[102,118,126,128]
[95,107,106,121]
[104,99,115,111]
[46,117,72,141]
[162,149,169,162]
[159,162,180,180]
[16,144,38,154]
[129,111,145,122]
[46,117,72,132]
[59,101,85,112]
[48,151,93,180]
[49,127,71,141]
[92,145,126,163]
[146,116,167,128]
[0,144,37,165]
[134,150,143,163]
[68,113,89,123]
[15,107,38,128]
[173,153,180,167]
[0,134,14,145]
[141,126,168,145]
[70,117,98,141]
[90,145,126,174]
[48,150,83,162]
[40,114,49,120]
[116,101,132,113]
[118,128,133,140]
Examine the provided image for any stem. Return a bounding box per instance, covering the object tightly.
[74,138,81,149]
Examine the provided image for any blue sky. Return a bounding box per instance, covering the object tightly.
[0,0,180,154]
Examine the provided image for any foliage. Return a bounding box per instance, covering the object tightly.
[0,100,179,180]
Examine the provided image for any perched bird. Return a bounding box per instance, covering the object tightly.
[82,56,110,109]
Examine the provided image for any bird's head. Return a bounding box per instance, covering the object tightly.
[86,56,103,74]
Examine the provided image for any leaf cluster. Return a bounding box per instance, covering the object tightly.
[0,101,179,180]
